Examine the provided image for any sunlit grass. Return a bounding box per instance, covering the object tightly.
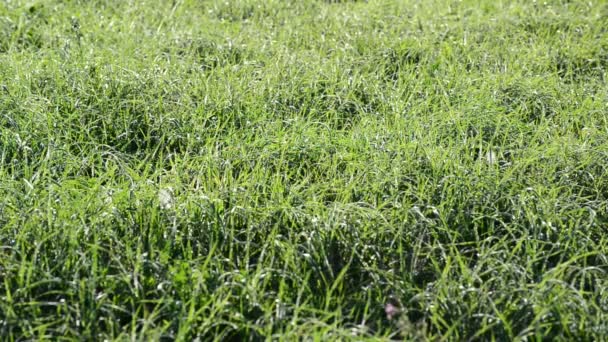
[1,0,607,340]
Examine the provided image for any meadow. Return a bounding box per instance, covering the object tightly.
[1,0,607,340]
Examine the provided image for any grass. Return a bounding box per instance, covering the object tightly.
[1,0,607,340]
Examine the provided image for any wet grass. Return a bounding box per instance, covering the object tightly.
[1,0,607,340]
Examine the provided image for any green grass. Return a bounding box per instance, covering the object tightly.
[1,0,607,340]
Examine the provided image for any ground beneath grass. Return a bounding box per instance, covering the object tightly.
[1,0,607,340]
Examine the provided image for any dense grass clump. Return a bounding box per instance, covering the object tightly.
[1,0,607,340]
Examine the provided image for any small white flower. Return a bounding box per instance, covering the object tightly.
[479,150,498,165]
[159,187,174,210]
[485,150,497,165]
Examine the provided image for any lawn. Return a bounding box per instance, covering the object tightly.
[1,0,607,340]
